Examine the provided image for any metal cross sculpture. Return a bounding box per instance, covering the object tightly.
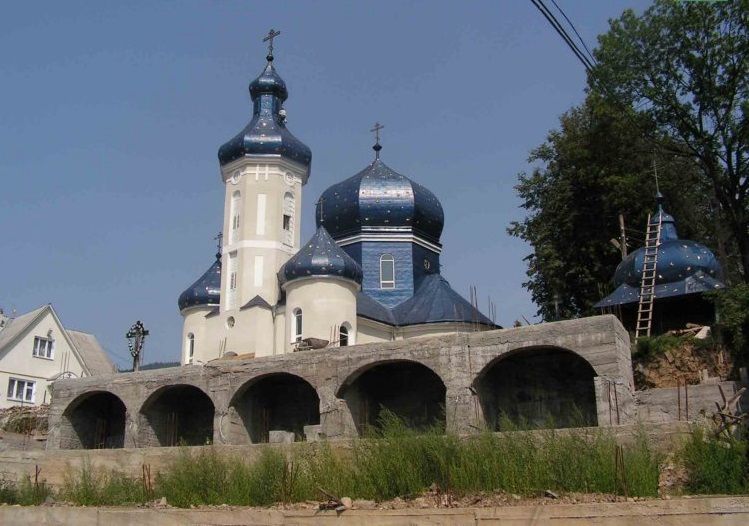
[370,122,384,159]
[126,320,149,372]
[263,28,281,60]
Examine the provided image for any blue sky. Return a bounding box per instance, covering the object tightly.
[0,0,650,368]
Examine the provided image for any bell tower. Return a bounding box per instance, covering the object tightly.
[215,30,312,356]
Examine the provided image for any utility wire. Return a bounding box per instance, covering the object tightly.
[549,0,596,66]
[530,0,594,73]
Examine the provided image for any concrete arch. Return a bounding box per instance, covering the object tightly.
[228,372,321,443]
[138,383,215,447]
[337,359,447,435]
[473,345,598,430]
[59,390,127,449]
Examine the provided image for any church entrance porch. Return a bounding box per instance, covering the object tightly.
[230,373,320,443]
[139,385,214,447]
[59,391,126,449]
[475,347,598,431]
[338,360,446,436]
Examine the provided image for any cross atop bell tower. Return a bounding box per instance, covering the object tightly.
[263,28,281,62]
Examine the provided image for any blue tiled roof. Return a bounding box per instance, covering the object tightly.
[178,256,221,311]
[316,159,444,244]
[279,226,363,285]
[218,58,311,173]
[595,195,725,308]
[357,274,495,327]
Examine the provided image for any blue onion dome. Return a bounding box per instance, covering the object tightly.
[279,226,363,286]
[217,55,311,176]
[613,194,723,288]
[178,254,221,311]
[316,158,445,244]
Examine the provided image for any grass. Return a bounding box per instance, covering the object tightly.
[681,427,749,495]
[5,418,747,508]
[633,333,687,361]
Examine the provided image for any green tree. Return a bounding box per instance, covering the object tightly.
[592,0,749,281]
[508,94,709,320]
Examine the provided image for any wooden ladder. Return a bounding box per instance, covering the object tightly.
[635,213,662,339]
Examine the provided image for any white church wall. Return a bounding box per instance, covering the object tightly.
[356,317,395,344]
[180,306,214,365]
[284,278,358,353]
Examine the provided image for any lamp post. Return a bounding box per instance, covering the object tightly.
[126,320,149,372]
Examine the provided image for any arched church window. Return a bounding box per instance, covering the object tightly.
[339,323,351,347]
[186,333,195,364]
[283,192,295,246]
[380,254,395,289]
[292,308,303,343]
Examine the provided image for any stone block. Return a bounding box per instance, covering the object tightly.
[269,430,295,443]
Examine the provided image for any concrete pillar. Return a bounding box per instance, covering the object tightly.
[445,386,476,435]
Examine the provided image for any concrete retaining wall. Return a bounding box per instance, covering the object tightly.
[0,422,692,488]
[635,381,747,423]
[1,497,748,525]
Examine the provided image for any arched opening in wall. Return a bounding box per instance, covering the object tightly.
[292,308,303,342]
[339,323,351,347]
[186,333,195,364]
[139,384,214,447]
[60,391,126,449]
[338,360,446,436]
[230,373,320,443]
[475,347,597,431]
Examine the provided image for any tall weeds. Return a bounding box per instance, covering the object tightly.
[0,414,665,507]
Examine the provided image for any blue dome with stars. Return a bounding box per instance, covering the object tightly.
[279,226,363,286]
[315,158,444,244]
[178,255,222,311]
[217,55,311,175]
[595,194,725,308]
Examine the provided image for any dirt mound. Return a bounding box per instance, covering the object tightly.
[0,404,49,434]
[633,334,731,389]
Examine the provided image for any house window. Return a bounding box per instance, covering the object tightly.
[32,336,54,359]
[7,378,35,403]
[186,333,195,364]
[283,214,291,231]
[292,308,303,342]
[339,324,349,347]
[380,254,395,289]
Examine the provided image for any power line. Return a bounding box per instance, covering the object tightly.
[549,0,596,66]
[530,0,594,73]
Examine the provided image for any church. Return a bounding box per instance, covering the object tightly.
[177,37,494,365]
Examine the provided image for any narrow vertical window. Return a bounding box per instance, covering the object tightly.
[380,254,395,289]
[226,251,238,310]
[186,333,195,364]
[283,192,295,246]
[292,308,303,342]
[339,324,349,347]
[229,191,241,244]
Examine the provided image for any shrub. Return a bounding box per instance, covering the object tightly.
[59,460,146,506]
[681,428,749,494]
[634,333,685,361]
